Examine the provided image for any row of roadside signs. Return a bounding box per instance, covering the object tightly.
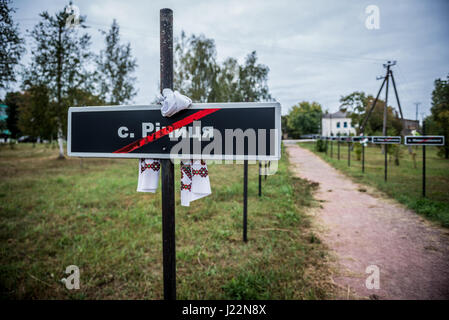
[315,135,445,146]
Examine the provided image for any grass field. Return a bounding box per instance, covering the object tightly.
[0,143,336,299]
[299,141,449,228]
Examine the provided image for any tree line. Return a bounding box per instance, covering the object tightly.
[283,80,448,158]
[0,1,272,158]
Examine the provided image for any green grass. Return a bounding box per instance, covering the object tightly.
[299,141,449,227]
[0,143,335,299]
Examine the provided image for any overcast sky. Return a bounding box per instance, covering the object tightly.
[7,0,449,119]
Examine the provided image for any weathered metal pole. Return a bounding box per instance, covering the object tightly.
[338,140,340,160]
[385,144,388,182]
[160,8,176,300]
[422,121,426,197]
[330,140,333,158]
[348,142,351,167]
[362,144,365,173]
[258,161,262,197]
[243,160,248,242]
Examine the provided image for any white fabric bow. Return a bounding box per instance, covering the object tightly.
[137,89,211,206]
[158,88,192,117]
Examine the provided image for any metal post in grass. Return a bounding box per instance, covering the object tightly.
[258,161,262,197]
[160,8,176,300]
[338,140,340,160]
[384,144,388,182]
[330,139,333,158]
[243,160,248,242]
[362,144,365,173]
[422,121,426,197]
[348,141,351,167]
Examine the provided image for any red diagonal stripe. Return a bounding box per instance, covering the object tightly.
[113,108,220,154]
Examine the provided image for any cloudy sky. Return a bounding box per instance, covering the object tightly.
[7,0,449,119]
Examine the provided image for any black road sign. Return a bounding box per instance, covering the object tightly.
[352,136,372,142]
[68,103,281,160]
[371,136,401,144]
[339,136,352,142]
[405,136,445,146]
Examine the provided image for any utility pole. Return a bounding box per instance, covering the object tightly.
[360,61,405,139]
[414,102,421,122]
[382,63,391,136]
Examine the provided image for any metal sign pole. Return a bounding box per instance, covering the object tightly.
[422,122,426,197]
[348,142,350,167]
[160,8,176,300]
[362,144,365,173]
[258,161,262,197]
[384,144,388,182]
[330,140,333,158]
[338,140,340,160]
[243,160,248,242]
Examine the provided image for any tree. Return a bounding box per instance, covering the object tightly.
[174,32,272,103]
[3,91,22,138]
[174,32,219,102]
[286,101,322,138]
[96,19,138,105]
[339,91,402,136]
[339,91,368,131]
[430,74,449,158]
[23,5,94,158]
[0,0,25,89]
[237,51,271,102]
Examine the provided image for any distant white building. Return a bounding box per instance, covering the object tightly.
[321,111,356,136]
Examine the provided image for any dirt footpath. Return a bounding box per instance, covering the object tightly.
[286,144,449,299]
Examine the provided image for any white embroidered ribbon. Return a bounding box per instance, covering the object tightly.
[137,159,211,207]
[137,89,211,206]
[160,88,192,117]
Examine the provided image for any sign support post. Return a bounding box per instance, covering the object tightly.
[330,139,333,158]
[160,8,176,301]
[422,122,426,197]
[258,161,262,197]
[384,144,388,182]
[404,133,445,198]
[338,140,340,160]
[243,160,248,242]
[362,144,365,173]
[348,141,351,167]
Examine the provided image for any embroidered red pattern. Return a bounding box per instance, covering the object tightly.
[181,182,192,191]
[181,164,192,179]
[140,160,160,173]
[192,167,208,178]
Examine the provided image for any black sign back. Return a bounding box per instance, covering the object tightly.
[371,136,401,144]
[404,136,445,146]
